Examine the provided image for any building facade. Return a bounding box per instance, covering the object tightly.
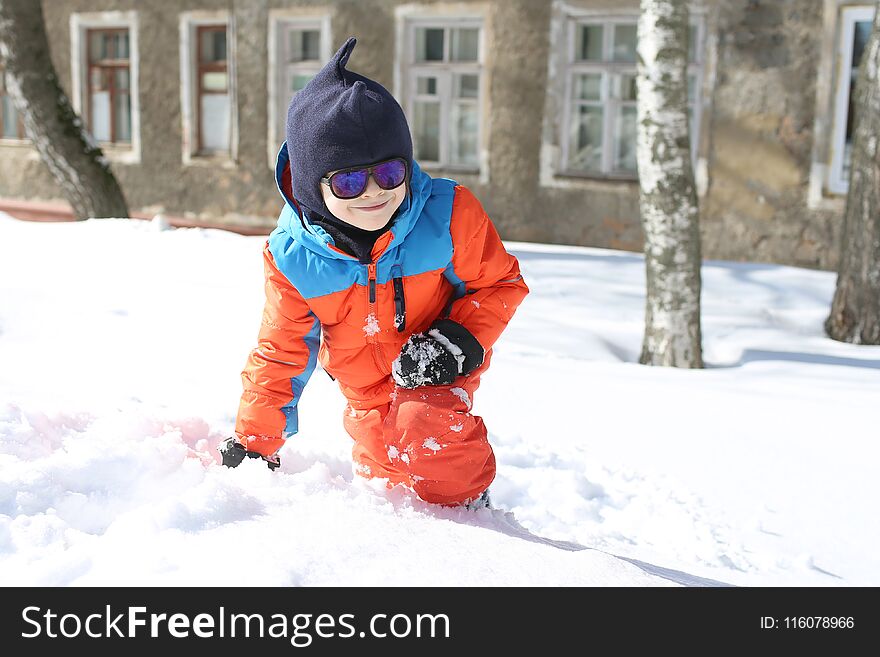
[0,0,873,269]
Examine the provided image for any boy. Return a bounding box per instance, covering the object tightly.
[221,37,528,508]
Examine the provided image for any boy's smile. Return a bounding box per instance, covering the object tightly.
[321,175,406,231]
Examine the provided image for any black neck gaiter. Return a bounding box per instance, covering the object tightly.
[307,210,397,264]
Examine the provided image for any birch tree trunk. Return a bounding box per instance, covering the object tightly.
[0,0,129,220]
[825,1,880,344]
[636,0,703,367]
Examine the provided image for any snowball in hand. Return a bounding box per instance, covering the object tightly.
[391,333,460,388]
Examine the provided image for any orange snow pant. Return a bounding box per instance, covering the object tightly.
[343,352,495,506]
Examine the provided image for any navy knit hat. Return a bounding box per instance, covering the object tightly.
[286,37,413,220]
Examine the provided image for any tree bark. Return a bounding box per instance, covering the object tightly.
[0,0,129,220]
[825,1,880,345]
[636,0,703,368]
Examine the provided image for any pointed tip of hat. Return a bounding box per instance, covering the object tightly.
[333,37,358,78]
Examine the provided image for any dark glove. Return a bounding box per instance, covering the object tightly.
[218,437,281,471]
[392,319,484,389]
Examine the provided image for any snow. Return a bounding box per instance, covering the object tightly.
[427,327,466,372]
[391,333,445,388]
[422,438,443,452]
[1,213,879,587]
[450,387,471,410]
[362,313,380,337]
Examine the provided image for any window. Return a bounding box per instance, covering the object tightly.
[180,13,236,163]
[403,20,483,170]
[562,16,703,178]
[829,5,876,194]
[197,25,230,153]
[86,29,132,144]
[268,14,331,164]
[70,12,139,161]
[0,65,26,140]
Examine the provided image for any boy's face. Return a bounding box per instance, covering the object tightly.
[321,170,406,231]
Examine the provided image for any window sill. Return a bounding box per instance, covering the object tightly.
[419,163,480,175]
[557,170,639,183]
[97,143,140,165]
[807,191,846,213]
[539,168,641,192]
[183,152,237,169]
[0,138,32,148]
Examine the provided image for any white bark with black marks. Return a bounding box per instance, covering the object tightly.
[0,0,128,220]
[826,1,880,344]
[636,0,703,367]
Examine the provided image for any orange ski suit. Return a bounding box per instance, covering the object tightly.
[235,149,528,505]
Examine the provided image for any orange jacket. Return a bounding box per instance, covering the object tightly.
[236,151,529,456]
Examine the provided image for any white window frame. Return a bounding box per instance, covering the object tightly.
[179,11,237,167]
[267,11,332,168]
[398,17,485,173]
[828,5,875,195]
[560,13,704,180]
[70,11,140,164]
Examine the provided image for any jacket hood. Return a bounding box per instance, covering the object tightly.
[273,142,433,261]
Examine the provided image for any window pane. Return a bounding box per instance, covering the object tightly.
[615,106,637,173]
[574,73,601,101]
[200,29,227,63]
[451,27,479,61]
[417,76,437,95]
[568,105,603,172]
[89,32,107,61]
[687,24,697,63]
[115,68,130,91]
[114,92,131,143]
[291,73,314,93]
[687,74,697,103]
[200,93,230,152]
[612,24,637,62]
[415,28,444,62]
[114,32,130,59]
[90,68,109,90]
[413,100,440,161]
[202,71,228,92]
[576,24,603,61]
[620,73,637,101]
[290,29,321,62]
[456,73,478,99]
[91,90,111,142]
[2,96,19,138]
[853,20,872,69]
[450,102,479,167]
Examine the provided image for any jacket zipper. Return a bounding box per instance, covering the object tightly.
[366,263,387,373]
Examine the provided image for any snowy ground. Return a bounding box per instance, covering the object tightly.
[0,213,877,587]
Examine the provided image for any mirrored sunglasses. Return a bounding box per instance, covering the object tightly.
[321,158,408,200]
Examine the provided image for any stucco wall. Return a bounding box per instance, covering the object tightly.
[702,0,842,269]
[0,0,853,269]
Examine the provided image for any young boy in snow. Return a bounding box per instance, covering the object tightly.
[221,37,528,507]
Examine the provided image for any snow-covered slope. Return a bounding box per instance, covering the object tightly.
[1,215,877,586]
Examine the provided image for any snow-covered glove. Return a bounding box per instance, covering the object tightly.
[218,437,281,471]
[392,319,484,389]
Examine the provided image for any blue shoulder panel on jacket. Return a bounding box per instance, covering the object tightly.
[268,177,459,299]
